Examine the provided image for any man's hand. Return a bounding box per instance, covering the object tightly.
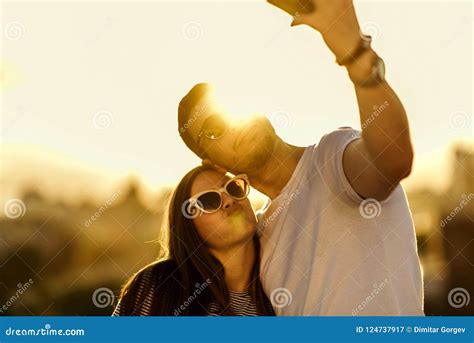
[266,0,316,18]
[267,0,362,62]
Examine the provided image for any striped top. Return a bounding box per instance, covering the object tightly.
[112,263,273,316]
[207,291,260,316]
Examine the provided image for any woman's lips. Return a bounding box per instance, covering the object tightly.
[226,204,244,217]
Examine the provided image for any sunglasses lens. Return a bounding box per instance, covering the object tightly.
[226,178,249,200]
[197,192,222,212]
[202,115,226,139]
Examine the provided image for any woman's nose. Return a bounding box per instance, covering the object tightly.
[221,193,236,210]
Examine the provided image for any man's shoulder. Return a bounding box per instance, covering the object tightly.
[316,126,361,149]
[292,127,361,173]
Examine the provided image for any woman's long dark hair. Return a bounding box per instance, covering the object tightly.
[118,165,274,316]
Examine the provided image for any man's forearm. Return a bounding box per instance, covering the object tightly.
[271,0,414,196]
[320,23,413,183]
[354,80,413,183]
[347,48,413,180]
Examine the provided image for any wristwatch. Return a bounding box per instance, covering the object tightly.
[336,34,372,66]
[336,34,386,88]
[355,54,386,88]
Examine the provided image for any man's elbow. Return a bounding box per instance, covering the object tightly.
[371,153,413,201]
[396,156,413,180]
[386,148,414,183]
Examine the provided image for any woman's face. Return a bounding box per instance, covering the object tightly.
[190,170,257,250]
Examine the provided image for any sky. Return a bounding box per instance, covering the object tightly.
[1,0,472,199]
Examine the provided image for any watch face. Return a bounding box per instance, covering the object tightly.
[359,57,385,87]
[377,58,386,80]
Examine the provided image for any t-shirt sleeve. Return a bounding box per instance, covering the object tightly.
[314,126,365,204]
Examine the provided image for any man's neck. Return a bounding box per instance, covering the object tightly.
[247,139,305,199]
[210,238,256,293]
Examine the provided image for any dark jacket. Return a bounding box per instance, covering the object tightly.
[112,259,275,316]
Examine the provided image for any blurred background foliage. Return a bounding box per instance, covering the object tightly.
[0,141,472,316]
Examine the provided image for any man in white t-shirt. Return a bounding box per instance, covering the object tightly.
[177,0,424,315]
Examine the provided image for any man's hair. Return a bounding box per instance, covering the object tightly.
[178,83,212,159]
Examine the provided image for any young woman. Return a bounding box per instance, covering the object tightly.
[112,165,275,316]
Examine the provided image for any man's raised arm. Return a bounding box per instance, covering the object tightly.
[268,0,413,201]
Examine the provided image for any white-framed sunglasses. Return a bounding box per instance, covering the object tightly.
[186,174,250,215]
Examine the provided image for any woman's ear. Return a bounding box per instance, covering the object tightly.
[201,159,227,174]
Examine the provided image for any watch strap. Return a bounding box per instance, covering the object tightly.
[354,56,385,88]
[336,34,372,66]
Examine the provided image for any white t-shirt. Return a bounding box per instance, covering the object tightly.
[257,127,424,316]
